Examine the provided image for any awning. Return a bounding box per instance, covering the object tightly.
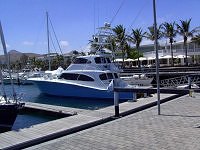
[125,58,134,62]
[160,55,172,59]
[115,58,123,62]
[176,55,190,58]
[147,57,156,60]
[139,57,147,61]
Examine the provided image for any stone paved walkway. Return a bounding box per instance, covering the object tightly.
[25,94,200,150]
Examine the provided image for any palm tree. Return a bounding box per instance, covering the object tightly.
[176,18,196,66]
[162,22,177,66]
[145,24,163,41]
[112,24,127,67]
[191,34,200,45]
[128,28,146,68]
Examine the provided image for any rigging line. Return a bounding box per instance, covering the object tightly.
[110,0,126,24]
[48,16,63,55]
[93,0,96,35]
[127,0,149,33]
[49,32,58,54]
[115,0,149,50]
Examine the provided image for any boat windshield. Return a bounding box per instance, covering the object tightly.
[106,58,111,63]
[73,58,91,64]
[114,73,119,78]
[95,57,107,64]
[58,73,94,81]
[99,73,117,80]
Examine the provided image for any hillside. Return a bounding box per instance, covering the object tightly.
[0,50,42,63]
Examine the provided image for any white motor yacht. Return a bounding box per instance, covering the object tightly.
[28,54,135,99]
[28,23,136,99]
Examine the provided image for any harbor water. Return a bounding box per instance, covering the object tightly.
[4,84,118,110]
[3,84,126,130]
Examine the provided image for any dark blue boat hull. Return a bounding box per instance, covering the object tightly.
[0,103,23,132]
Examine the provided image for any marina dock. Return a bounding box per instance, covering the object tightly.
[0,93,179,149]
[25,93,200,150]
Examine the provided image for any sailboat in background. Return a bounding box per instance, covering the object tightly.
[0,21,24,132]
[19,12,64,84]
[43,11,64,76]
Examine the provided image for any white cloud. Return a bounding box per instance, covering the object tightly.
[60,40,69,47]
[22,41,34,46]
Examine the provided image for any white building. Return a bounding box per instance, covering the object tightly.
[140,40,200,66]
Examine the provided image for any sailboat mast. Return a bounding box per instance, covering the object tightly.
[0,21,17,101]
[46,12,51,71]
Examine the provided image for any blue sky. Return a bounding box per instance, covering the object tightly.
[0,0,199,54]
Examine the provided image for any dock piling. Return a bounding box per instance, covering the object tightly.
[114,91,119,117]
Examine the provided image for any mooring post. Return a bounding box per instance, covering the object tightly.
[188,76,191,89]
[132,93,137,102]
[114,91,119,117]
[144,92,147,98]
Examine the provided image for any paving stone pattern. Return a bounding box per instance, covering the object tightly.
[26,94,200,150]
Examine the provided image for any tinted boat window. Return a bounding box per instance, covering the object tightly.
[59,73,78,80]
[95,57,101,64]
[107,73,113,79]
[102,57,106,63]
[73,58,91,64]
[78,74,94,81]
[58,73,94,81]
[99,74,107,80]
[114,73,118,78]
[95,57,107,64]
[106,58,111,63]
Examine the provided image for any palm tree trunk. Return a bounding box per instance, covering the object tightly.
[184,41,188,66]
[122,49,125,68]
[170,42,174,66]
[137,45,140,68]
[137,49,140,68]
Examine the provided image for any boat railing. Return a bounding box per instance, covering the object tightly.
[160,74,200,88]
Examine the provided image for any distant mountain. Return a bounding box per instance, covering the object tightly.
[0,50,42,63]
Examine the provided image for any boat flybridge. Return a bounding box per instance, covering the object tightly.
[28,23,136,99]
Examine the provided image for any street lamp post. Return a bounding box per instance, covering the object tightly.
[153,0,161,115]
